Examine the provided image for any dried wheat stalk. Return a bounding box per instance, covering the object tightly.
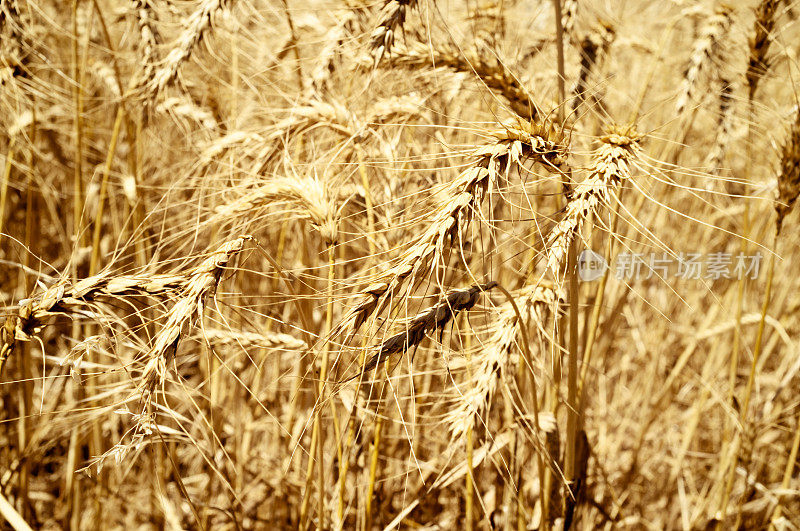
[335,121,566,340]
[350,282,497,381]
[136,237,248,418]
[132,0,161,90]
[307,12,358,97]
[143,0,232,100]
[1,274,184,374]
[544,127,640,280]
[775,109,800,234]
[214,175,339,244]
[705,78,735,175]
[200,327,306,351]
[572,22,614,111]
[370,0,418,64]
[562,0,578,39]
[381,42,540,120]
[746,0,782,100]
[445,283,562,441]
[0,239,248,375]
[675,5,732,115]
[0,0,27,84]
[251,96,423,169]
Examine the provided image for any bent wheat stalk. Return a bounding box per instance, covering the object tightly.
[544,127,641,280]
[143,0,232,100]
[445,283,563,441]
[135,237,248,428]
[382,42,541,120]
[334,121,566,341]
[349,282,497,381]
[214,175,339,245]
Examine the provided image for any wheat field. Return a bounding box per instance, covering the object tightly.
[1,0,799,529]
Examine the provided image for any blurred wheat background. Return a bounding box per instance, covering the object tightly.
[1,0,800,529]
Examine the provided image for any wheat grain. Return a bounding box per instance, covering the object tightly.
[675,5,732,115]
[445,283,562,441]
[544,126,640,280]
[144,0,232,100]
[334,121,565,341]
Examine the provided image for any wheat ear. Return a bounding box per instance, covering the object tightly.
[544,127,641,280]
[136,237,248,418]
[144,0,232,100]
[445,283,563,441]
[383,42,541,120]
[775,109,800,234]
[675,5,732,115]
[745,0,782,100]
[334,121,566,340]
[214,175,339,245]
[370,0,418,64]
[349,282,497,381]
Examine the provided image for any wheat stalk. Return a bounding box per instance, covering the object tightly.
[135,237,248,425]
[334,121,566,340]
[381,42,541,120]
[745,0,782,100]
[1,239,248,375]
[775,109,800,234]
[307,12,358,97]
[251,96,423,170]
[445,283,562,441]
[214,175,339,244]
[200,327,306,351]
[349,282,497,381]
[143,0,232,100]
[132,0,160,90]
[544,126,641,280]
[675,5,732,115]
[370,0,418,64]
[562,0,578,39]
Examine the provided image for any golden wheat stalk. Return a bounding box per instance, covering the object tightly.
[307,11,357,97]
[379,42,541,120]
[348,282,497,381]
[334,121,566,340]
[250,96,423,170]
[544,127,640,280]
[200,327,306,351]
[135,237,248,425]
[775,109,800,234]
[214,175,339,244]
[675,5,732,115]
[745,0,782,99]
[143,0,232,100]
[132,0,160,90]
[370,0,418,64]
[445,283,563,441]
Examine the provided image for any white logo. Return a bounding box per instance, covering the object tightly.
[578,249,608,281]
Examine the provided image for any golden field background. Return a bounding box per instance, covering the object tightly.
[1,0,800,529]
